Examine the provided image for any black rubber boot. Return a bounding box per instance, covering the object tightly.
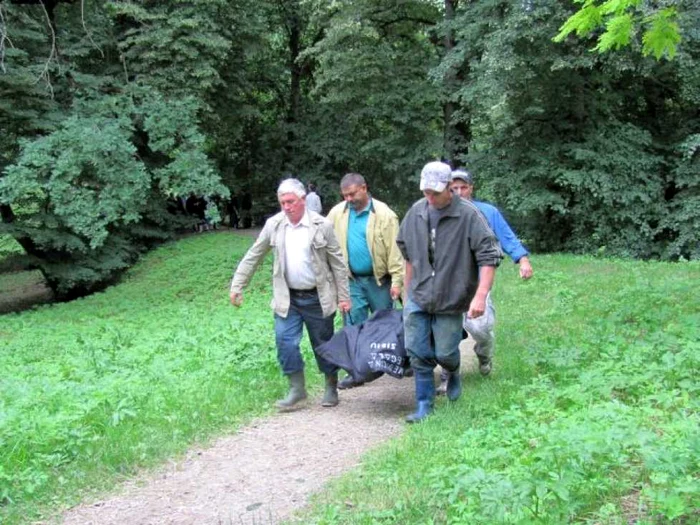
[276,371,307,409]
[405,371,435,423]
[321,372,339,407]
[446,368,462,401]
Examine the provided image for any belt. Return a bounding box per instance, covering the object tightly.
[289,288,317,297]
[351,272,374,278]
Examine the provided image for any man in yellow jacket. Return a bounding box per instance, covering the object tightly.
[326,173,404,389]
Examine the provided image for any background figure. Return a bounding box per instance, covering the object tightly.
[306,183,323,214]
[185,193,207,232]
[240,190,253,228]
[228,193,240,229]
[436,169,534,393]
[326,172,403,389]
[397,161,502,423]
[230,179,351,410]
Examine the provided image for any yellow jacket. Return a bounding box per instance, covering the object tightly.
[326,197,403,291]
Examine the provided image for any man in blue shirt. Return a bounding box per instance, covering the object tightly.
[438,169,533,391]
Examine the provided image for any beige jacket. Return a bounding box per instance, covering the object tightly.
[326,197,403,291]
[230,211,349,318]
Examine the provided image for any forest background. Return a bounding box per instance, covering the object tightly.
[0,0,698,299]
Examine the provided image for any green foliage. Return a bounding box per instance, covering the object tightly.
[0,232,332,523]
[297,255,700,524]
[0,91,227,296]
[446,0,700,259]
[554,0,683,60]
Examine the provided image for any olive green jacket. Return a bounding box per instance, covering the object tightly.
[230,211,350,318]
[326,197,404,291]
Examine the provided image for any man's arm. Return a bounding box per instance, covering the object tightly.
[229,222,273,306]
[467,265,495,318]
[386,213,404,300]
[323,222,351,312]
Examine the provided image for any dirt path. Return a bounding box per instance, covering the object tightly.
[57,342,477,525]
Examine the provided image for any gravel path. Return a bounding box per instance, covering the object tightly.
[56,341,477,525]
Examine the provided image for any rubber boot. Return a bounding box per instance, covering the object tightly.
[405,371,435,423]
[446,368,462,402]
[276,371,307,409]
[436,368,449,396]
[321,372,339,407]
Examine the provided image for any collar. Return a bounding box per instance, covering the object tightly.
[286,210,311,228]
[346,196,373,214]
[419,194,463,219]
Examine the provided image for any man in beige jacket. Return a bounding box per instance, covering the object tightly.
[326,173,404,389]
[230,179,351,409]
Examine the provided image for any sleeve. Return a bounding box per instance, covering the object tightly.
[468,208,503,268]
[230,221,273,293]
[490,210,529,263]
[323,223,350,302]
[386,212,404,289]
[396,215,409,262]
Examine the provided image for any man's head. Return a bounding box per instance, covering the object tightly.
[450,169,474,200]
[308,182,317,192]
[277,178,306,224]
[340,172,369,210]
[420,161,453,209]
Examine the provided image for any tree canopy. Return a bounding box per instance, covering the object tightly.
[1,0,698,295]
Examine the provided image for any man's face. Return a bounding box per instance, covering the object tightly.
[341,183,369,210]
[450,179,473,200]
[278,192,305,224]
[423,189,453,209]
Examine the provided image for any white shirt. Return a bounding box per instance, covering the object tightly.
[284,212,317,290]
[306,192,322,213]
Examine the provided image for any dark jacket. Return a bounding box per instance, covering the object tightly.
[396,195,502,314]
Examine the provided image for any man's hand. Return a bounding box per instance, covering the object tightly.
[519,256,533,280]
[338,300,351,314]
[390,285,401,301]
[467,294,487,319]
[230,291,243,307]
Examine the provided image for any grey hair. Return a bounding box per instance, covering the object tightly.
[340,172,366,189]
[277,178,306,198]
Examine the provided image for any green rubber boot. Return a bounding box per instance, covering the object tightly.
[321,373,339,407]
[276,371,307,409]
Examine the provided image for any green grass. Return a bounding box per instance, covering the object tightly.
[2,237,698,524]
[292,255,700,524]
[0,232,327,523]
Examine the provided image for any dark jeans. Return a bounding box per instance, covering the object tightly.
[274,292,337,375]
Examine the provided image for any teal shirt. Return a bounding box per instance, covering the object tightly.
[347,200,373,275]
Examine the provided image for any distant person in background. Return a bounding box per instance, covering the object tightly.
[185,193,207,232]
[241,190,253,228]
[230,178,351,410]
[436,168,533,393]
[326,172,403,389]
[306,183,323,214]
[397,161,502,423]
[228,193,240,229]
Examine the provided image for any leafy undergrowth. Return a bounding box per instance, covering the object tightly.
[296,255,700,524]
[0,232,324,524]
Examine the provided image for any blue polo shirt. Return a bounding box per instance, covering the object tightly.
[347,200,373,276]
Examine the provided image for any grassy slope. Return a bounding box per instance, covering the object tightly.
[2,236,698,524]
[0,232,324,523]
[294,255,700,524]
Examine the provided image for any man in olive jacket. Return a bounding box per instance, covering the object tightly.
[326,173,404,389]
[397,161,502,423]
[230,178,351,410]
